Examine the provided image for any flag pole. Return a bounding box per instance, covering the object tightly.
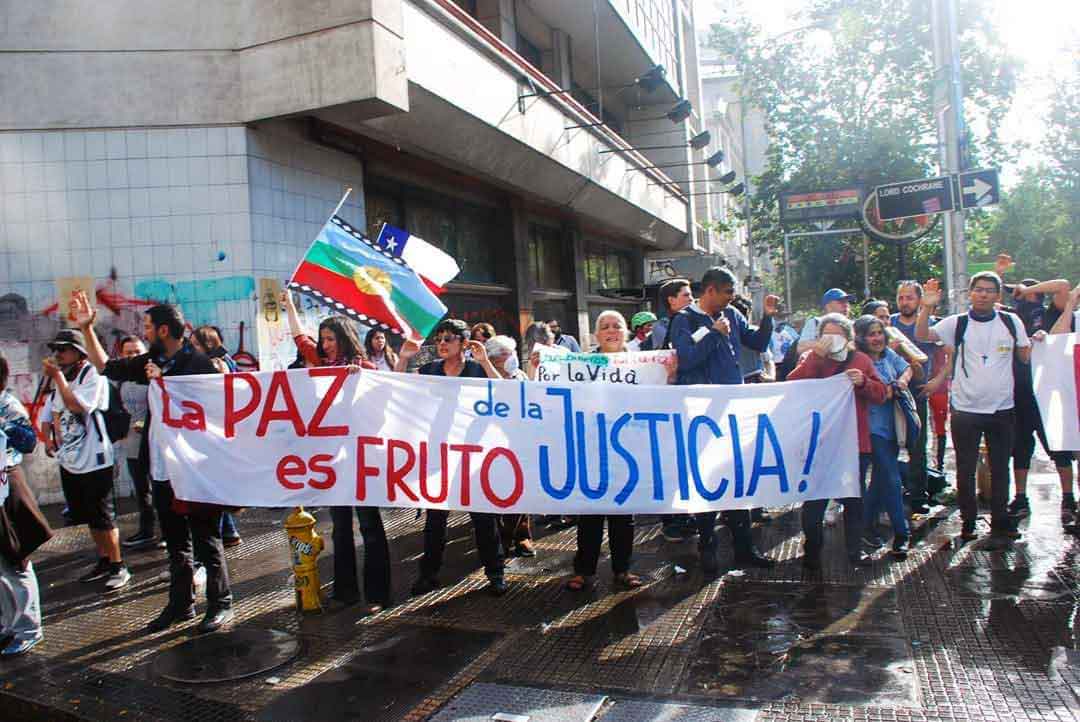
[329,187,352,220]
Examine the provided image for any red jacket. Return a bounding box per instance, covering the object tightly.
[788,350,887,453]
[294,334,376,370]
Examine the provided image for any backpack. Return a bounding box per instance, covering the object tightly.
[76,364,131,443]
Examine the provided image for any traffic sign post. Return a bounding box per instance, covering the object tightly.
[875,175,955,221]
[956,168,1000,209]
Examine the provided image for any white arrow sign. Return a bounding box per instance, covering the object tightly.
[963,177,993,205]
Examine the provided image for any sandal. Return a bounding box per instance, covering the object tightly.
[614,573,643,589]
[565,575,592,591]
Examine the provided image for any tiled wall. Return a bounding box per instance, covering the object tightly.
[0,123,367,502]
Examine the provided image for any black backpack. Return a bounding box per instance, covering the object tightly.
[76,365,131,443]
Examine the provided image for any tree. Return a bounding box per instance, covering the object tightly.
[708,0,1019,308]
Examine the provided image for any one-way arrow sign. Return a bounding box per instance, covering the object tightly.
[957,168,1000,210]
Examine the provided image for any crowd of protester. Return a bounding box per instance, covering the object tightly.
[1,261,1077,658]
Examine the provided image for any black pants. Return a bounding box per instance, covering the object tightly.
[330,507,391,606]
[152,480,232,611]
[695,510,754,553]
[574,515,634,576]
[903,395,930,505]
[126,457,155,535]
[951,408,1015,529]
[802,453,871,557]
[1012,398,1075,470]
[419,510,504,581]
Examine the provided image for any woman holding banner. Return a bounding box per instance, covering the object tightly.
[564,311,645,592]
[854,316,914,559]
[789,313,888,571]
[282,291,391,614]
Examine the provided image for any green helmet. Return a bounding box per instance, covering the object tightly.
[630,311,658,331]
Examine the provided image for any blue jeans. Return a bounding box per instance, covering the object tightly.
[866,435,909,538]
[220,512,239,540]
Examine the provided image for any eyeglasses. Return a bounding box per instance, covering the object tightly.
[435,335,460,344]
[971,286,999,295]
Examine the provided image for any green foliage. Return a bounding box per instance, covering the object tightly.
[707,0,1018,307]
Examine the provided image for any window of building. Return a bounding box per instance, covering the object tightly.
[365,180,503,284]
[516,33,543,70]
[585,243,634,294]
[450,0,478,17]
[528,222,568,290]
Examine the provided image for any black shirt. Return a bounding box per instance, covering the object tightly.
[418,359,488,378]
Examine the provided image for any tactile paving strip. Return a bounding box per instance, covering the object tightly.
[428,682,607,722]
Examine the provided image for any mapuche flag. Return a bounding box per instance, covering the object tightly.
[289,217,450,340]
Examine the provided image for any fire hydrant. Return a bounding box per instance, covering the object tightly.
[284,506,324,613]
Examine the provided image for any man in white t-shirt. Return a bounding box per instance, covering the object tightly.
[915,272,1031,547]
[40,329,130,591]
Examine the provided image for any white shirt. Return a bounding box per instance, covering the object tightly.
[118,380,149,460]
[798,316,821,344]
[932,311,1030,414]
[50,362,114,474]
[626,338,643,352]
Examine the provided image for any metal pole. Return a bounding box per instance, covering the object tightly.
[862,234,871,299]
[783,232,793,309]
[593,0,602,123]
[898,241,907,279]
[739,79,757,313]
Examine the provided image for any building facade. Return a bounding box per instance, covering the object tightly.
[1,0,717,499]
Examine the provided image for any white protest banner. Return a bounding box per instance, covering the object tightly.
[149,369,860,514]
[1032,333,1080,451]
[536,345,675,386]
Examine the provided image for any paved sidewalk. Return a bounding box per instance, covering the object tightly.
[0,473,1077,721]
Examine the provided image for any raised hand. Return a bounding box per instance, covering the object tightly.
[762,294,781,316]
[813,335,832,359]
[145,361,162,380]
[399,338,421,360]
[922,279,942,308]
[994,252,1013,276]
[41,357,62,380]
[465,340,489,364]
[71,289,97,329]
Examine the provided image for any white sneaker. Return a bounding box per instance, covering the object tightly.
[104,566,131,592]
[193,565,207,595]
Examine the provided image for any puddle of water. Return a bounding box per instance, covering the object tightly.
[257,626,498,722]
[684,582,914,706]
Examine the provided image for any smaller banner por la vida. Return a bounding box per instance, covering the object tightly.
[1032,333,1080,451]
[148,369,861,514]
[536,344,675,386]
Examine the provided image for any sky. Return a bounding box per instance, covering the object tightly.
[694,0,1080,180]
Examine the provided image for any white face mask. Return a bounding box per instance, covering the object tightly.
[503,353,520,375]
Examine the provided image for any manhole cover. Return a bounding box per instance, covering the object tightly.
[153,628,300,684]
[430,682,606,721]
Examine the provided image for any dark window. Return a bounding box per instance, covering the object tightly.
[585,243,634,293]
[365,180,503,284]
[516,33,543,70]
[450,0,478,17]
[528,223,568,289]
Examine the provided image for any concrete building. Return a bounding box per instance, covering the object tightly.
[1,0,718,499]
[698,44,769,284]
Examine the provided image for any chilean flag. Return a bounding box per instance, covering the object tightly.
[375,223,460,294]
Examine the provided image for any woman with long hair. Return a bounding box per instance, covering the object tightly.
[564,310,643,592]
[281,291,389,614]
[364,328,397,372]
[854,315,914,559]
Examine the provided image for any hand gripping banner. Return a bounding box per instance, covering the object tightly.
[148,369,861,514]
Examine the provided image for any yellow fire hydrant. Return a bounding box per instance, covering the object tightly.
[284,506,324,613]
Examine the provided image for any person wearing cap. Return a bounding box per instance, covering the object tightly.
[626,311,657,351]
[39,329,131,593]
[797,288,856,354]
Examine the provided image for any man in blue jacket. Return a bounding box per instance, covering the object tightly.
[670,267,779,574]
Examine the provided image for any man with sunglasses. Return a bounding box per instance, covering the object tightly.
[397,319,509,597]
[916,272,1030,548]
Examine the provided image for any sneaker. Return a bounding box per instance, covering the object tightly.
[1062,496,1077,526]
[486,577,509,596]
[848,551,873,567]
[890,536,910,559]
[1,632,43,657]
[909,501,931,515]
[146,605,197,633]
[197,607,235,634]
[123,530,156,548]
[104,565,131,592]
[222,536,242,548]
[79,558,111,583]
[960,521,978,541]
[514,539,536,558]
[1007,495,1030,518]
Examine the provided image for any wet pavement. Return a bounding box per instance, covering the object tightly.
[0,470,1077,721]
